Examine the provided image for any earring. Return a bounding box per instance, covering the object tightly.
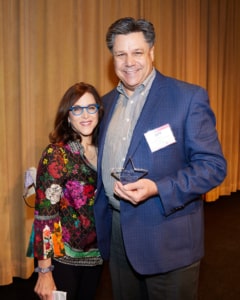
[68,120,71,127]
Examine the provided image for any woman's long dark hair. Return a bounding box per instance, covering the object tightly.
[49,82,103,146]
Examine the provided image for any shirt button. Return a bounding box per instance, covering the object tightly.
[122,137,126,141]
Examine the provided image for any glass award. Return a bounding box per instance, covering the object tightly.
[111,158,148,184]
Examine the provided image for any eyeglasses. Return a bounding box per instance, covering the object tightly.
[69,104,99,116]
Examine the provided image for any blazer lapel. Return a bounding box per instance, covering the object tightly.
[126,73,168,159]
[99,71,169,166]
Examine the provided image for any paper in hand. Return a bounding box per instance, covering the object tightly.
[52,290,67,300]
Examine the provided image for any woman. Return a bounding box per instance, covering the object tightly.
[32,82,104,300]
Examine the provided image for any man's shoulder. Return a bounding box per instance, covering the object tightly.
[101,88,118,109]
[102,88,118,99]
[154,70,206,92]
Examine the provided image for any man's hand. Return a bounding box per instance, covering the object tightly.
[114,178,158,205]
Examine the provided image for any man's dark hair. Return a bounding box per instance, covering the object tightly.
[106,17,155,52]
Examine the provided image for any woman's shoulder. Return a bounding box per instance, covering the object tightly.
[41,142,64,153]
[39,143,68,162]
[40,140,85,163]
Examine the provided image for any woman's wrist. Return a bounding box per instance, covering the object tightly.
[34,265,54,273]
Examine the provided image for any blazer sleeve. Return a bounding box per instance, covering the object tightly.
[156,87,227,216]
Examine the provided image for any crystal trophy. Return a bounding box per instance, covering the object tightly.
[111,158,148,184]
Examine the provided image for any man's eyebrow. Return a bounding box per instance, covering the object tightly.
[114,48,144,53]
[113,50,125,54]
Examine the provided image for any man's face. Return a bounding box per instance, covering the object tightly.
[112,32,154,95]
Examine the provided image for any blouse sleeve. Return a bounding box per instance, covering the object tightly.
[33,144,67,259]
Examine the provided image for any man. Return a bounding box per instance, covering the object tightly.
[94,17,227,300]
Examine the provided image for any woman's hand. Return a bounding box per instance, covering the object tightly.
[34,271,56,300]
[34,259,56,300]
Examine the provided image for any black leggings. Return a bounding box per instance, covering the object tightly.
[52,260,103,300]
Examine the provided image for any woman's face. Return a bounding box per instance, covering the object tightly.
[68,92,99,141]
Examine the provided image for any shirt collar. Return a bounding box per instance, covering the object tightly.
[117,68,156,96]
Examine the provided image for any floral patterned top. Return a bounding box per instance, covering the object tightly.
[32,140,102,266]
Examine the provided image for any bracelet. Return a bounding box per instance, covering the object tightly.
[34,265,54,274]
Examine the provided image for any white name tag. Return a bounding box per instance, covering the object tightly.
[144,124,176,152]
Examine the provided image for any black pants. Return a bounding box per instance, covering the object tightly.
[110,209,200,300]
[52,260,103,300]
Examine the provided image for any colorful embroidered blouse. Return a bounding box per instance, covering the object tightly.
[32,140,102,266]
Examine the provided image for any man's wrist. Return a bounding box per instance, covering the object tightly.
[34,265,54,274]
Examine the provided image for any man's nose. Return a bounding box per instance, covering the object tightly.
[125,54,135,65]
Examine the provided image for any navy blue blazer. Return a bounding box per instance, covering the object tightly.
[94,71,227,275]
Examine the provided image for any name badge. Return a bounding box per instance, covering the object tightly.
[144,124,176,152]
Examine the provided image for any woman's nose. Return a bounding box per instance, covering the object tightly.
[82,108,89,118]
